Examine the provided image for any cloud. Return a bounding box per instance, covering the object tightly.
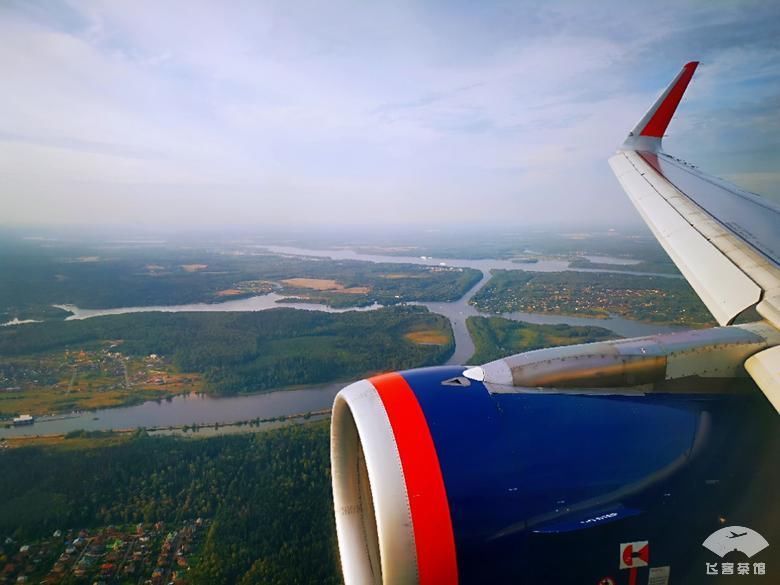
[0,0,778,228]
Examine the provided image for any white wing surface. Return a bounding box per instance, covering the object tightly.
[609,62,780,411]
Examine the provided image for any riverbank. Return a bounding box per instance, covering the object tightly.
[0,408,331,447]
[0,381,344,438]
[0,306,452,420]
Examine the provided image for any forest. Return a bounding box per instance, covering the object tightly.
[566,256,680,274]
[467,316,617,363]
[0,238,480,321]
[0,307,453,398]
[0,423,341,584]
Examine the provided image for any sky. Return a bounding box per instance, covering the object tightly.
[1,0,778,229]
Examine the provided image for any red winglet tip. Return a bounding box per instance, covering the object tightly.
[639,62,699,138]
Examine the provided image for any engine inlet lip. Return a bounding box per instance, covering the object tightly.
[331,379,419,585]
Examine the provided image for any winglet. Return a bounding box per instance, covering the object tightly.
[622,61,699,152]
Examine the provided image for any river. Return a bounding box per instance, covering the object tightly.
[0,384,343,438]
[55,294,382,320]
[261,245,674,278]
[1,247,684,437]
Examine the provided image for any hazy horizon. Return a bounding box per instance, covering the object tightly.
[2,0,778,228]
[0,217,656,244]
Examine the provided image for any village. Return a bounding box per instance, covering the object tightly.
[1,519,208,585]
[0,348,202,421]
[475,284,669,318]
[470,270,713,326]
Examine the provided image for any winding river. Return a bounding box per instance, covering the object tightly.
[1,247,683,437]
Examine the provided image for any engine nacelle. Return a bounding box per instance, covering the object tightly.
[331,365,776,584]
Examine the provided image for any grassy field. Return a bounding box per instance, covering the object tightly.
[467,316,618,363]
[404,328,451,345]
[0,384,181,418]
[281,277,370,294]
[0,429,133,450]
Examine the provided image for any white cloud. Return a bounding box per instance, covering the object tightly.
[0,0,778,227]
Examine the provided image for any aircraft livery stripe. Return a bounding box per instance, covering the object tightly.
[370,372,459,585]
[640,61,698,137]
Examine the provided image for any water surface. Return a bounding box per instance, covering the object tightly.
[56,294,381,320]
[0,383,343,438]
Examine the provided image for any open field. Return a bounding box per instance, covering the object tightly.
[281,277,371,294]
[0,429,134,450]
[404,329,451,345]
[381,273,426,279]
[0,385,182,419]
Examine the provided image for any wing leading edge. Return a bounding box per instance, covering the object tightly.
[608,62,780,411]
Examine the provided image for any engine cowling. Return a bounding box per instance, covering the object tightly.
[331,365,775,584]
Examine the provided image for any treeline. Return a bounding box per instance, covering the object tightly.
[0,423,341,584]
[467,316,617,363]
[370,232,673,262]
[0,307,453,394]
[0,240,480,319]
[567,257,680,274]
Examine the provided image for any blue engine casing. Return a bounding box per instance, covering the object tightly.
[332,365,778,584]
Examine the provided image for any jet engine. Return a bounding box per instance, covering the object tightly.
[331,326,778,584]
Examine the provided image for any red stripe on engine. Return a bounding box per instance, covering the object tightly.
[640,61,698,137]
[370,372,458,585]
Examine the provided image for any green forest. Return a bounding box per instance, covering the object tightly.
[566,256,679,274]
[0,239,480,321]
[467,316,617,363]
[0,307,453,396]
[0,423,341,584]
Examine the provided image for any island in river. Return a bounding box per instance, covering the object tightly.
[0,307,452,419]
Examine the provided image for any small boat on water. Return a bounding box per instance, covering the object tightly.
[12,414,34,426]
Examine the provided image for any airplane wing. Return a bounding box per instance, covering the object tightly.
[331,63,779,585]
[608,61,780,412]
